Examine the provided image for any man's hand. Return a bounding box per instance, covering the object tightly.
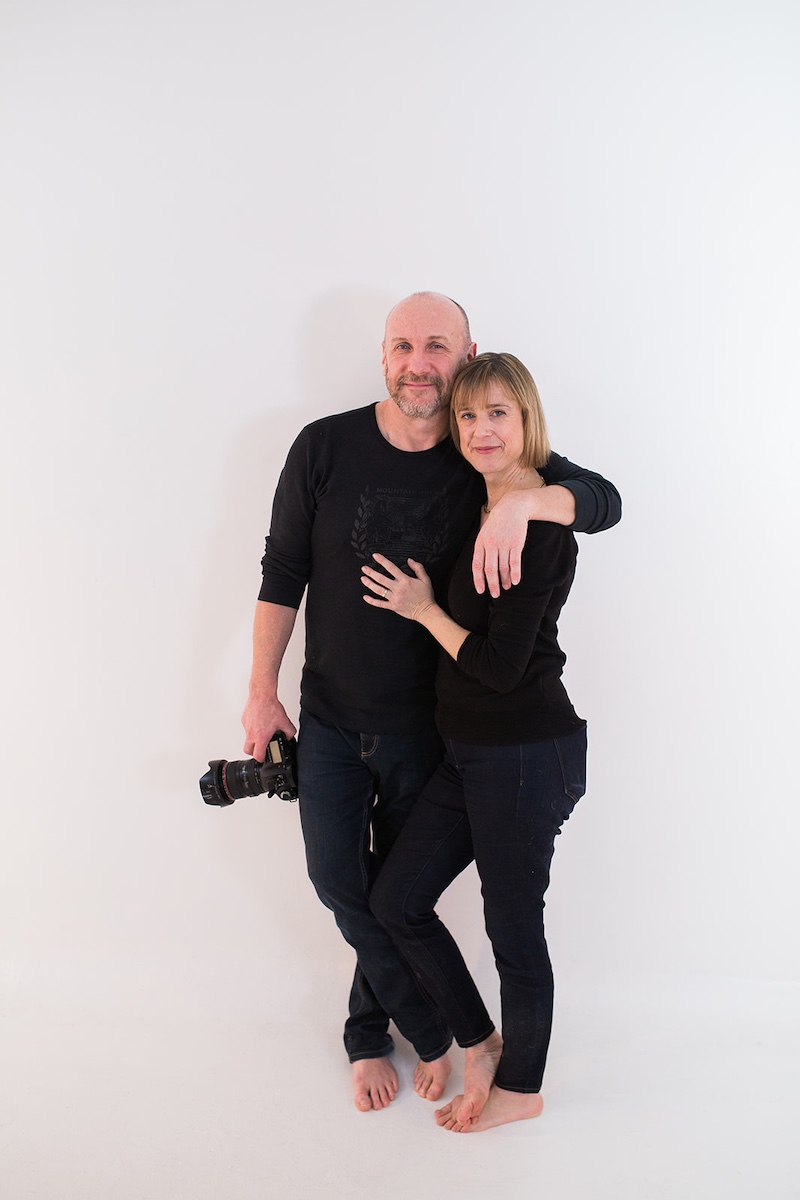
[472,482,576,596]
[242,692,297,762]
[472,492,530,597]
[241,601,299,760]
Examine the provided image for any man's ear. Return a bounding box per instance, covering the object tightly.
[467,342,478,362]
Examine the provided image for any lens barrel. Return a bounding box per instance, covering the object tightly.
[200,758,268,806]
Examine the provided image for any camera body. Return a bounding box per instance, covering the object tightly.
[199,732,298,806]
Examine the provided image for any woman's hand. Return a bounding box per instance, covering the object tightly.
[363,553,470,661]
[362,554,436,622]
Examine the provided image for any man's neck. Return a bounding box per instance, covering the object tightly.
[374,399,450,452]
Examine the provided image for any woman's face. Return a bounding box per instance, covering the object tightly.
[454,382,526,477]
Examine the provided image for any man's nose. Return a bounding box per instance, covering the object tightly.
[408,347,431,374]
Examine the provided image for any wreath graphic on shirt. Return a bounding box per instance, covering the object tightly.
[351,486,450,566]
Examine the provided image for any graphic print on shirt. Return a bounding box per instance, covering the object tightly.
[350,486,450,566]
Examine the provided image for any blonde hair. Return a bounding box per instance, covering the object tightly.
[450,352,551,469]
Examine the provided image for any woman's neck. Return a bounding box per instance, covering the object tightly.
[483,465,542,513]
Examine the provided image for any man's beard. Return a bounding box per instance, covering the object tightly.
[387,373,450,419]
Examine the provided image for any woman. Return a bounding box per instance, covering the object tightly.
[361,353,588,1133]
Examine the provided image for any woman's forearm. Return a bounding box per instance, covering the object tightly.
[416,603,470,662]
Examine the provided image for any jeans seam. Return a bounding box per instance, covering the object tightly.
[358,796,371,893]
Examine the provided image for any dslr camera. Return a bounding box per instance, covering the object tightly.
[199,731,298,806]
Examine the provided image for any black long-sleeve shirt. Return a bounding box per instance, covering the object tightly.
[259,403,620,733]
[436,520,585,744]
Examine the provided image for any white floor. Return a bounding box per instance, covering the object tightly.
[2,977,797,1200]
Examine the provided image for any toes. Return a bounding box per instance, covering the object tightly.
[370,1080,397,1110]
[414,1068,434,1099]
[436,1091,475,1130]
[353,1058,399,1112]
[415,1056,451,1101]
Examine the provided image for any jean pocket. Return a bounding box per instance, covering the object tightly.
[553,725,588,806]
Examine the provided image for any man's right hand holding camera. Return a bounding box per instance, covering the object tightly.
[241,601,299,760]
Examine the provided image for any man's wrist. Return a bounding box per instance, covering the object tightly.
[527,478,546,519]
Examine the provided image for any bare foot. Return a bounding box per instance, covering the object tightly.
[413,1051,452,1101]
[436,1084,543,1132]
[352,1057,399,1112]
[455,1030,503,1124]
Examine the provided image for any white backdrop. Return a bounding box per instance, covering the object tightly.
[2,1,798,1196]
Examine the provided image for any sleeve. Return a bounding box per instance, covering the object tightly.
[455,524,575,693]
[541,451,622,534]
[257,425,320,608]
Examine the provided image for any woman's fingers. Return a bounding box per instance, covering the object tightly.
[363,556,431,617]
[405,557,430,582]
[370,552,402,577]
[361,564,394,594]
[361,572,391,598]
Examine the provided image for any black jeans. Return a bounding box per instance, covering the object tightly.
[297,710,452,1063]
[369,726,587,1093]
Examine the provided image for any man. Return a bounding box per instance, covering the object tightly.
[242,292,620,1112]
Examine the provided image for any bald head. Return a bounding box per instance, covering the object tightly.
[384,292,472,347]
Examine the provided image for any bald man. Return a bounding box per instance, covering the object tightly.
[241,293,620,1111]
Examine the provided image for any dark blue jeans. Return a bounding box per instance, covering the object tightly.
[369,726,587,1093]
[297,710,452,1063]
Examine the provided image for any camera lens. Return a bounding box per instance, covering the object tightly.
[199,737,298,807]
[200,758,268,805]
[200,760,234,806]
[221,758,266,800]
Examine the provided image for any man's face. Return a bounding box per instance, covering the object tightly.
[382,296,475,419]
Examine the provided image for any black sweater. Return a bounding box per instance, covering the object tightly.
[259,404,619,733]
[436,520,584,744]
